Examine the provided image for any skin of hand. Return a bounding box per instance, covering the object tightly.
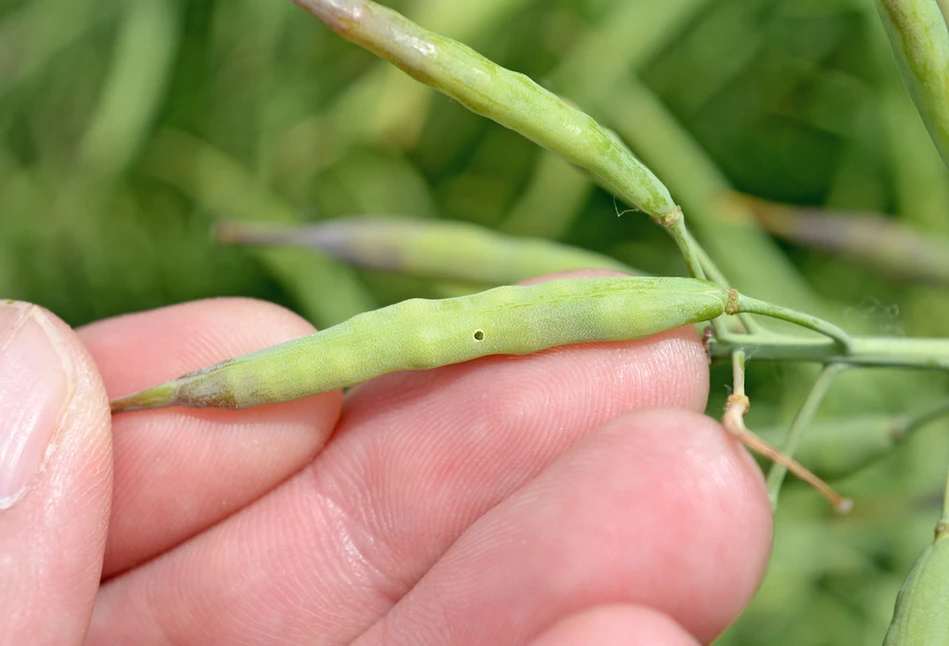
[0,271,772,646]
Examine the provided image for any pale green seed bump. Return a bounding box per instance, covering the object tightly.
[884,523,949,644]
[110,277,727,412]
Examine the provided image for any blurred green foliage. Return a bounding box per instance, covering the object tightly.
[2,0,949,643]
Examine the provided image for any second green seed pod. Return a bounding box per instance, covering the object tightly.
[884,523,949,644]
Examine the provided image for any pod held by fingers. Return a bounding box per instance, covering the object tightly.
[110,276,728,412]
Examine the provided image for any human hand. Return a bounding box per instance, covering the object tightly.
[0,279,771,645]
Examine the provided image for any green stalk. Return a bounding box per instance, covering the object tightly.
[735,295,854,350]
[725,350,850,512]
[689,227,765,335]
[766,364,849,507]
[898,397,949,438]
[143,130,377,327]
[0,0,104,96]
[78,0,179,175]
[942,463,949,523]
[550,0,711,104]
[603,79,828,315]
[709,334,949,370]
[501,0,711,238]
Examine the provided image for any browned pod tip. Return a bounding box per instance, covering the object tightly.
[110,382,178,414]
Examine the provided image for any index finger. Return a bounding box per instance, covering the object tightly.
[78,298,343,577]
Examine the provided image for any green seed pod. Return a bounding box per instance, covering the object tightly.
[884,523,949,644]
[876,0,949,168]
[111,276,727,412]
[291,0,676,218]
[214,218,639,285]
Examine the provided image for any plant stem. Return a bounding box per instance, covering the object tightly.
[942,463,949,523]
[766,364,849,507]
[735,295,854,351]
[604,79,829,315]
[654,206,706,280]
[690,232,766,335]
[897,397,949,439]
[722,351,851,512]
[143,130,377,327]
[708,334,949,370]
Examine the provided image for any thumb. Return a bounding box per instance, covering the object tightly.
[0,302,113,644]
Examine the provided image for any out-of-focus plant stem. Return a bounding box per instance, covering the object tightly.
[603,79,827,316]
[734,193,949,286]
[143,130,376,328]
[501,0,712,238]
[78,0,179,176]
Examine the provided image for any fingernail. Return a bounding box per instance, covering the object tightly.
[0,302,71,508]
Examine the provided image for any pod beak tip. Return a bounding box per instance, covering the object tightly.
[109,384,176,414]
